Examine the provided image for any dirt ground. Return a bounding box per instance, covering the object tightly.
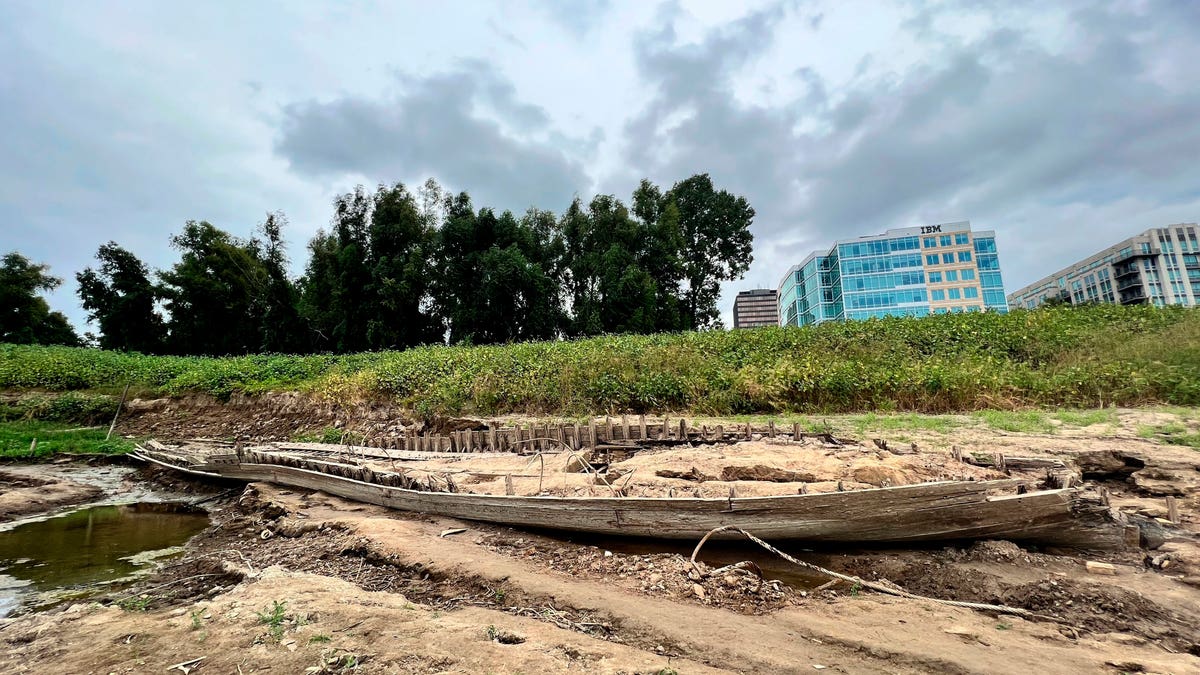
[2,404,1199,673]
[0,468,102,522]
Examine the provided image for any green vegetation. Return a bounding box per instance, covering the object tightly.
[1,391,119,424]
[2,305,1198,416]
[1138,422,1200,449]
[256,600,289,641]
[972,410,1057,434]
[117,595,153,612]
[1051,408,1119,427]
[0,421,133,458]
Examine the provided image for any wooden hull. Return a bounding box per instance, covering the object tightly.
[134,449,1130,548]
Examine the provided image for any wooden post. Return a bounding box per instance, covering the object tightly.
[951,446,962,463]
[28,438,38,458]
[489,427,497,452]
[622,415,630,442]
[589,421,597,450]
[605,416,613,443]
[996,453,1006,473]
[745,422,752,441]
[1167,496,1181,525]
[793,422,801,442]
[573,423,582,451]
[702,424,709,440]
[679,418,687,440]
[106,381,133,441]
[716,425,724,441]
[768,420,776,438]
[663,416,670,440]
[639,415,647,440]
[505,474,515,496]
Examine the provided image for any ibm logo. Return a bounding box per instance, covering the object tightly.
[920,225,943,234]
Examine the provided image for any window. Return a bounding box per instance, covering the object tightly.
[955,233,969,245]
[964,287,979,299]
[923,237,937,248]
[949,288,961,300]
[958,251,972,263]
[926,254,939,265]
[946,270,959,282]
[961,269,976,280]
[928,271,942,283]
[942,253,954,264]
[939,235,952,247]
[931,289,946,301]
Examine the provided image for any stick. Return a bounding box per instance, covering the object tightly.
[106,381,132,441]
[689,526,1044,619]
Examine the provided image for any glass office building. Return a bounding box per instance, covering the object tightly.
[1008,224,1200,309]
[777,221,1008,327]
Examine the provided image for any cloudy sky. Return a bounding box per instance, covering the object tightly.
[3,0,1199,331]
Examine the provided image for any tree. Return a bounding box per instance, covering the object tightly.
[300,184,440,352]
[254,212,307,353]
[0,252,79,346]
[158,221,269,355]
[76,243,166,353]
[665,174,754,329]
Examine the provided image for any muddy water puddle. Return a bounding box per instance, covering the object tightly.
[0,502,209,617]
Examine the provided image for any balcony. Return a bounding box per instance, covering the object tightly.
[1120,289,1148,305]
[1116,277,1144,292]
[1113,248,1159,267]
[1114,264,1142,279]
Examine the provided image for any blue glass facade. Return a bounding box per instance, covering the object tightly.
[778,222,1008,326]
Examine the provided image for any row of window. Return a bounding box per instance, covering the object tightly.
[844,288,928,309]
[980,271,1004,288]
[841,252,923,275]
[842,271,926,292]
[933,306,983,314]
[922,233,970,248]
[926,251,973,265]
[837,236,921,259]
[930,287,979,301]
[973,238,998,254]
[929,269,976,283]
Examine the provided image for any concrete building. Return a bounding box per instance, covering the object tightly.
[777,221,1007,327]
[732,289,780,328]
[1008,224,1200,309]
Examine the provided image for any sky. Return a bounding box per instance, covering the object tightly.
[3,0,1200,332]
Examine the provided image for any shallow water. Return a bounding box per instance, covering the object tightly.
[0,502,209,616]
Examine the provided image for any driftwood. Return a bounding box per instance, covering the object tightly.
[964,455,1067,470]
[133,441,1132,549]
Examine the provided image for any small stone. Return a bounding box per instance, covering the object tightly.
[648,573,663,585]
[812,665,827,670]
[692,583,706,600]
[1086,561,1116,575]
[603,550,613,558]
[723,575,739,587]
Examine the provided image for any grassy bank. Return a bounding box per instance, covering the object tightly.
[0,421,133,458]
[1,305,1198,416]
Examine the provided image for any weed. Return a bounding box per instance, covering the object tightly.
[256,600,289,641]
[973,410,1057,434]
[118,595,152,612]
[0,420,134,458]
[849,582,862,597]
[3,306,1199,415]
[658,669,680,675]
[1052,409,1118,428]
[309,634,332,644]
[996,622,1012,630]
[1138,423,1200,449]
[189,609,203,630]
[485,625,499,641]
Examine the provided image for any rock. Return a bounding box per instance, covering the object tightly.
[720,465,816,483]
[967,540,1023,562]
[655,467,714,482]
[1179,576,1200,589]
[692,584,706,600]
[648,573,663,585]
[1086,561,1117,575]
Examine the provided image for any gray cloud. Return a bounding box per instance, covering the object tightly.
[529,0,612,35]
[276,61,593,213]
[616,1,1200,308]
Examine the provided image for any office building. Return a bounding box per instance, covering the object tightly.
[733,289,780,328]
[777,221,1007,327]
[1008,224,1200,309]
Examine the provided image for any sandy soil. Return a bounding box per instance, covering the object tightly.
[0,469,101,522]
[3,479,1198,674]
[3,405,1199,673]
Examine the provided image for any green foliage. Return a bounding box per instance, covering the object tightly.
[0,421,133,458]
[972,410,1057,434]
[256,600,289,641]
[0,252,79,347]
[1052,409,1118,427]
[0,392,118,424]
[2,306,1198,416]
[76,242,166,353]
[1138,422,1200,449]
[309,634,332,644]
[118,595,153,612]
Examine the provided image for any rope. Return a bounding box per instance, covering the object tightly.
[689,526,1047,619]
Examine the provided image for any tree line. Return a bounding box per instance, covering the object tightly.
[1,174,754,355]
